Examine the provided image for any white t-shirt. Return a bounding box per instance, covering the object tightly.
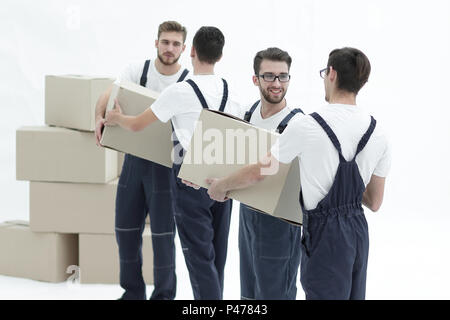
[271,103,392,210]
[151,74,244,150]
[246,101,303,132]
[115,59,189,92]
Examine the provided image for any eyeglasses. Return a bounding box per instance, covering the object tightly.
[257,73,291,82]
[319,67,328,79]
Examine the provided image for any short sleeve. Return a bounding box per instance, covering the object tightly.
[115,62,141,85]
[373,139,392,177]
[150,83,183,123]
[224,88,245,119]
[270,116,304,164]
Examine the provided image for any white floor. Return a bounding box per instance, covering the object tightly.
[1,203,449,300]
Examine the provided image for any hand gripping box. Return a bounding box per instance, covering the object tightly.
[178,109,303,225]
[78,227,153,284]
[0,221,78,282]
[16,126,117,183]
[30,179,119,234]
[45,75,115,131]
[100,81,174,168]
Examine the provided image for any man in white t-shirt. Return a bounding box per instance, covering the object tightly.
[239,47,303,300]
[206,47,391,300]
[94,21,189,300]
[104,26,243,300]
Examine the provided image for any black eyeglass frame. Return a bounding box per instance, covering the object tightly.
[257,73,291,82]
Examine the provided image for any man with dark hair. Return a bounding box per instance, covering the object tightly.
[239,47,302,300]
[95,20,189,300]
[207,47,391,300]
[192,27,224,64]
[104,26,243,300]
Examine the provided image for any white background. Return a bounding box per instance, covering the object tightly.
[1,0,450,299]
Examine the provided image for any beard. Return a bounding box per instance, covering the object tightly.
[157,51,180,66]
[260,87,286,104]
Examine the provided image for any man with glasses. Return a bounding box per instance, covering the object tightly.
[237,47,303,300]
[95,21,189,300]
[206,47,391,300]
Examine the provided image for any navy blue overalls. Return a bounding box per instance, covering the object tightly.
[239,101,304,300]
[299,112,376,300]
[115,60,189,300]
[171,78,232,300]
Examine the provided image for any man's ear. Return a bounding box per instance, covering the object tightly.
[252,75,259,86]
[190,46,195,58]
[155,39,159,48]
[328,66,337,82]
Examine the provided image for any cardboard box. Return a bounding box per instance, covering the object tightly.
[100,81,173,168]
[16,126,117,183]
[45,75,115,131]
[178,109,303,225]
[30,179,118,234]
[79,228,153,284]
[0,221,78,282]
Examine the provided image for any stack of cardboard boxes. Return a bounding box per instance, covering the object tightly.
[0,75,153,285]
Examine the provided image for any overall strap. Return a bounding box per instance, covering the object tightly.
[352,116,377,161]
[186,78,229,111]
[276,108,304,134]
[177,69,189,82]
[219,79,228,112]
[186,79,209,109]
[310,112,346,163]
[244,100,260,122]
[140,59,151,87]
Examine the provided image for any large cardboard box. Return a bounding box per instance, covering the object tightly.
[45,75,115,131]
[100,81,173,168]
[0,221,78,282]
[30,179,118,234]
[16,126,117,183]
[79,228,153,284]
[178,109,303,225]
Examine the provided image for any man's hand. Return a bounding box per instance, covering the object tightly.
[95,118,106,147]
[206,178,229,202]
[105,99,123,126]
[182,179,201,190]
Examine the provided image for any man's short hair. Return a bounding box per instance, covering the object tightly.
[253,47,292,75]
[158,21,187,43]
[193,26,225,64]
[327,47,371,94]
